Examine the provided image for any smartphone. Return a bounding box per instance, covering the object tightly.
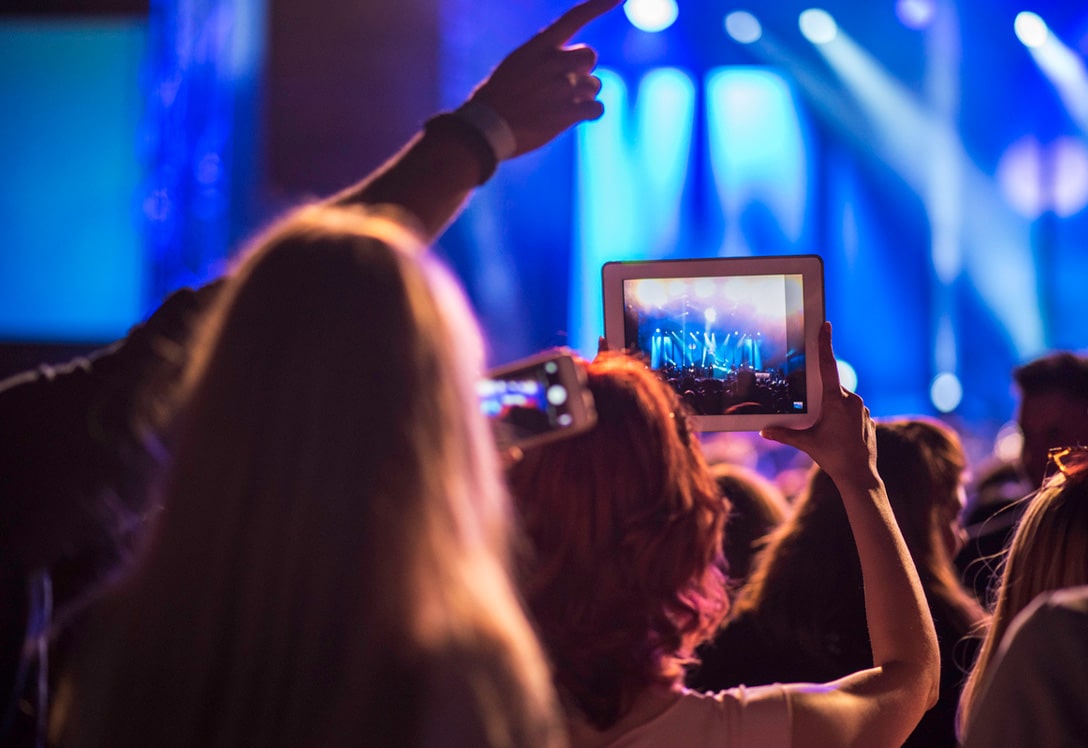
[478,348,597,451]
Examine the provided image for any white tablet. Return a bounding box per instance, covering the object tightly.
[602,255,825,432]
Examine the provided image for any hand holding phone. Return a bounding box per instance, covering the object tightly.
[479,348,597,451]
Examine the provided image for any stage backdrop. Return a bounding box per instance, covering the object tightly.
[2,0,1086,452]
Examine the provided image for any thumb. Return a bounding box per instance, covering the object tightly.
[760,426,808,452]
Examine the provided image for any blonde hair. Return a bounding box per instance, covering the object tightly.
[53,205,561,747]
[957,458,1088,738]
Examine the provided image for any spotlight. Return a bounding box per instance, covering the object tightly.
[896,0,936,30]
[1014,11,1048,48]
[623,0,679,33]
[998,136,1088,218]
[996,137,1045,219]
[836,360,858,392]
[930,372,963,413]
[799,9,838,44]
[1052,138,1088,217]
[724,11,762,44]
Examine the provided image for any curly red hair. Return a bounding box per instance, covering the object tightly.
[507,353,729,729]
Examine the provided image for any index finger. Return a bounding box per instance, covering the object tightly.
[532,0,621,49]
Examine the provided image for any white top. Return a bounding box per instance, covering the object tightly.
[607,685,792,748]
[963,585,1088,748]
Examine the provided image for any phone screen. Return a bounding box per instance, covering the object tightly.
[478,351,595,450]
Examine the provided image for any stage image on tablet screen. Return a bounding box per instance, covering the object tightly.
[602,256,824,432]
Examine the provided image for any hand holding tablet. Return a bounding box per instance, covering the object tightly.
[602,255,825,432]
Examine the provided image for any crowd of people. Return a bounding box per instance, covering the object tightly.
[2,0,1088,746]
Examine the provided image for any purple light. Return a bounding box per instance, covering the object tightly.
[896,0,936,30]
[1052,137,1088,218]
[997,136,1088,219]
[997,136,1045,219]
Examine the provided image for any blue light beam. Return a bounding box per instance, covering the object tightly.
[706,68,811,256]
[1020,14,1088,137]
[805,29,1045,358]
[571,68,695,358]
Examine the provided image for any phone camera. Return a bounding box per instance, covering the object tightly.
[547,384,568,406]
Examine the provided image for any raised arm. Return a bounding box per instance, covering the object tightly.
[328,0,620,240]
[761,322,940,748]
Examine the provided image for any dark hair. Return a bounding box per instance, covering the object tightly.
[1014,352,1088,399]
[734,418,984,663]
[507,353,728,730]
[711,462,789,595]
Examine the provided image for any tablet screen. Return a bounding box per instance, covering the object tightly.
[602,256,824,432]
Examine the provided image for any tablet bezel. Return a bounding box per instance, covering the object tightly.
[601,255,825,432]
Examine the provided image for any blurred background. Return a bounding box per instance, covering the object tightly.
[2,0,1086,465]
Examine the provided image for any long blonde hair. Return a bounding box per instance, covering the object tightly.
[53,205,561,747]
[957,455,1088,738]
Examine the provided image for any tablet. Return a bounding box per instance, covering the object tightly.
[602,255,824,432]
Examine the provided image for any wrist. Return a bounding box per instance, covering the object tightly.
[455,99,516,161]
[422,112,498,185]
[829,465,884,495]
[421,101,516,187]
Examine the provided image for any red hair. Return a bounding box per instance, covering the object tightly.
[507,353,728,729]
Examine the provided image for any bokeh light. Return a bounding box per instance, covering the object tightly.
[994,421,1024,463]
[896,0,937,30]
[624,0,679,33]
[930,372,964,413]
[1014,11,1048,48]
[724,11,762,44]
[837,359,858,392]
[799,9,838,44]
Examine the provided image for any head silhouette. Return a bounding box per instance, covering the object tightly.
[53,205,559,748]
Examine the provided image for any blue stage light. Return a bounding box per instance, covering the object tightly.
[930,372,963,413]
[0,20,146,342]
[997,136,1047,219]
[1014,11,1048,48]
[724,11,762,44]
[998,136,1088,219]
[1051,138,1088,217]
[706,68,811,252]
[1016,16,1088,139]
[895,0,936,30]
[623,0,679,33]
[837,360,859,392]
[571,68,696,356]
[798,9,837,44]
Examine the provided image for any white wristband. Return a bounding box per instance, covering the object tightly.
[454,100,517,161]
